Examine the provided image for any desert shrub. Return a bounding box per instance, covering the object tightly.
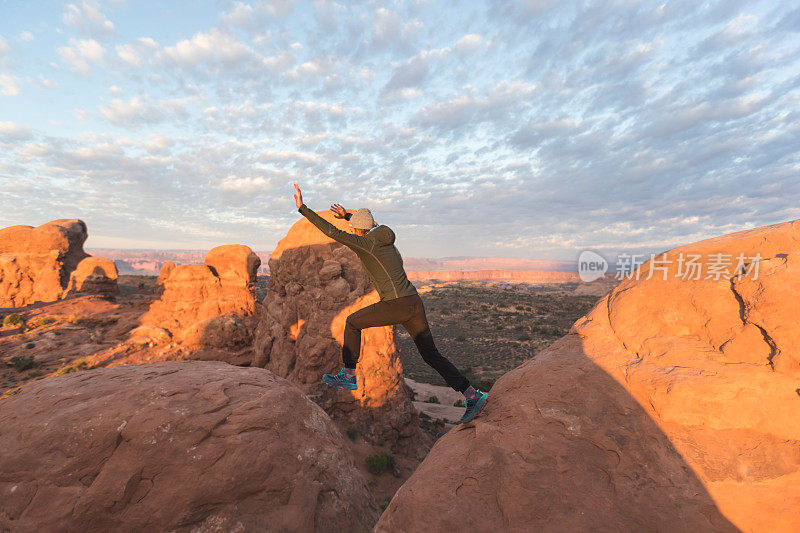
[346,427,358,441]
[380,497,392,511]
[365,453,396,475]
[453,399,465,407]
[419,411,431,420]
[55,357,92,375]
[28,369,43,378]
[518,334,532,341]
[36,318,55,327]
[3,313,23,327]
[9,355,38,372]
[425,396,440,404]
[24,342,35,349]
[463,367,494,392]
[455,335,465,342]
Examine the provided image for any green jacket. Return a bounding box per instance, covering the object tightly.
[297,203,418,301]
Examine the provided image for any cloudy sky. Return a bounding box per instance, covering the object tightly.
[0,0,798,261]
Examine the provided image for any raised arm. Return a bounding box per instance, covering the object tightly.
[293,184,371,250]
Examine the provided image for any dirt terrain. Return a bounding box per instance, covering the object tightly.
[396,280,609,389]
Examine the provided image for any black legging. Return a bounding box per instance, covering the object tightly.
[342,292,470,392]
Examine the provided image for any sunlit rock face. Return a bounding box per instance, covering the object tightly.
[139,244,260,343]
[378,219,800,533]
[0,219,117,307]
[253,208,425,456]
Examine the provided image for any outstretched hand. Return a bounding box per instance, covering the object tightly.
[293,183,303,209]
[330,203,347,219]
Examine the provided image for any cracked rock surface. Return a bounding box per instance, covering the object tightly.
[0,361,379,532]
[378,219,800,532]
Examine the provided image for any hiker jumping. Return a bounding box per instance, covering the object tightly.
[292,183,488,423]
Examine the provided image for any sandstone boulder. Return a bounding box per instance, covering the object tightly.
[140,245,260,345]
[379,219,800,532]
[66,256,119,296]
[0,361,379,532]
[0,219,117,306]
[252,209,424,455]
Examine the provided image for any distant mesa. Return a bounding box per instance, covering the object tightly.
[406,268,582,283]
[0,219,118,307]
[0,361,380,532]
[253,208,426,456]
[378,218,800,532]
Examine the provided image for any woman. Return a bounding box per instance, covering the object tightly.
[292,183,488,423]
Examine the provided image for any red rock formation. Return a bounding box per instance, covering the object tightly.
[378,219,800,532]
[139,245,260,350]
[252,209,424,455]
[66,257,118,295]
[0,361,380,532]
[0,219,117,306]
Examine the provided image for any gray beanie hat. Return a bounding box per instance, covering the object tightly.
[349,208,375,229]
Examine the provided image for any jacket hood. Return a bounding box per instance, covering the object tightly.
[370,225,395,245]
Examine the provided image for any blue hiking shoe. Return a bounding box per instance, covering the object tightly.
[322,368,357,390]
[460,389,488,423]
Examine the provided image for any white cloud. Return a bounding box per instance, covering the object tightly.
[0,74,20,96]
[62,0,115,38]
[99,96,163,125]
[0,121,32,140]
[56,38,105,74]
[19,31,34,42]
[0,35,9,54]
[140,133,174,155]
[74,108,90,121]
[36,75,57,89]
[454,33,483,53]
[116,37,158,67]
[221,0,297,28]
[220,175,274,194]
[160,28,251,67]
[108,85,122,95]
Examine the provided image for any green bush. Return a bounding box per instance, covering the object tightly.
[419,411,431,420]
[453,399,465,407]
[518,334,532,341]
[55,357,92,375]
[28,369,43,378]
[495,325,503,330]
[3,313,23,327]
[346,427,358,441]
[425,396,439,404]
[455,335,466,342]
[380,496,392,511]
[25,342,35,349]
[463,367,494,392]
[10,355,38,372]
[365,453,396,475]
[36,318,55,327]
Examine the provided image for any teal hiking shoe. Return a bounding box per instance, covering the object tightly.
[322,368,357,390]
[460,389,488,423]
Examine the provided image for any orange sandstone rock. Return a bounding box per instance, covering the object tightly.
[0,219,117,306]
[139,245,260,348]
[379,219,800,532]
[0,361,379,532]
